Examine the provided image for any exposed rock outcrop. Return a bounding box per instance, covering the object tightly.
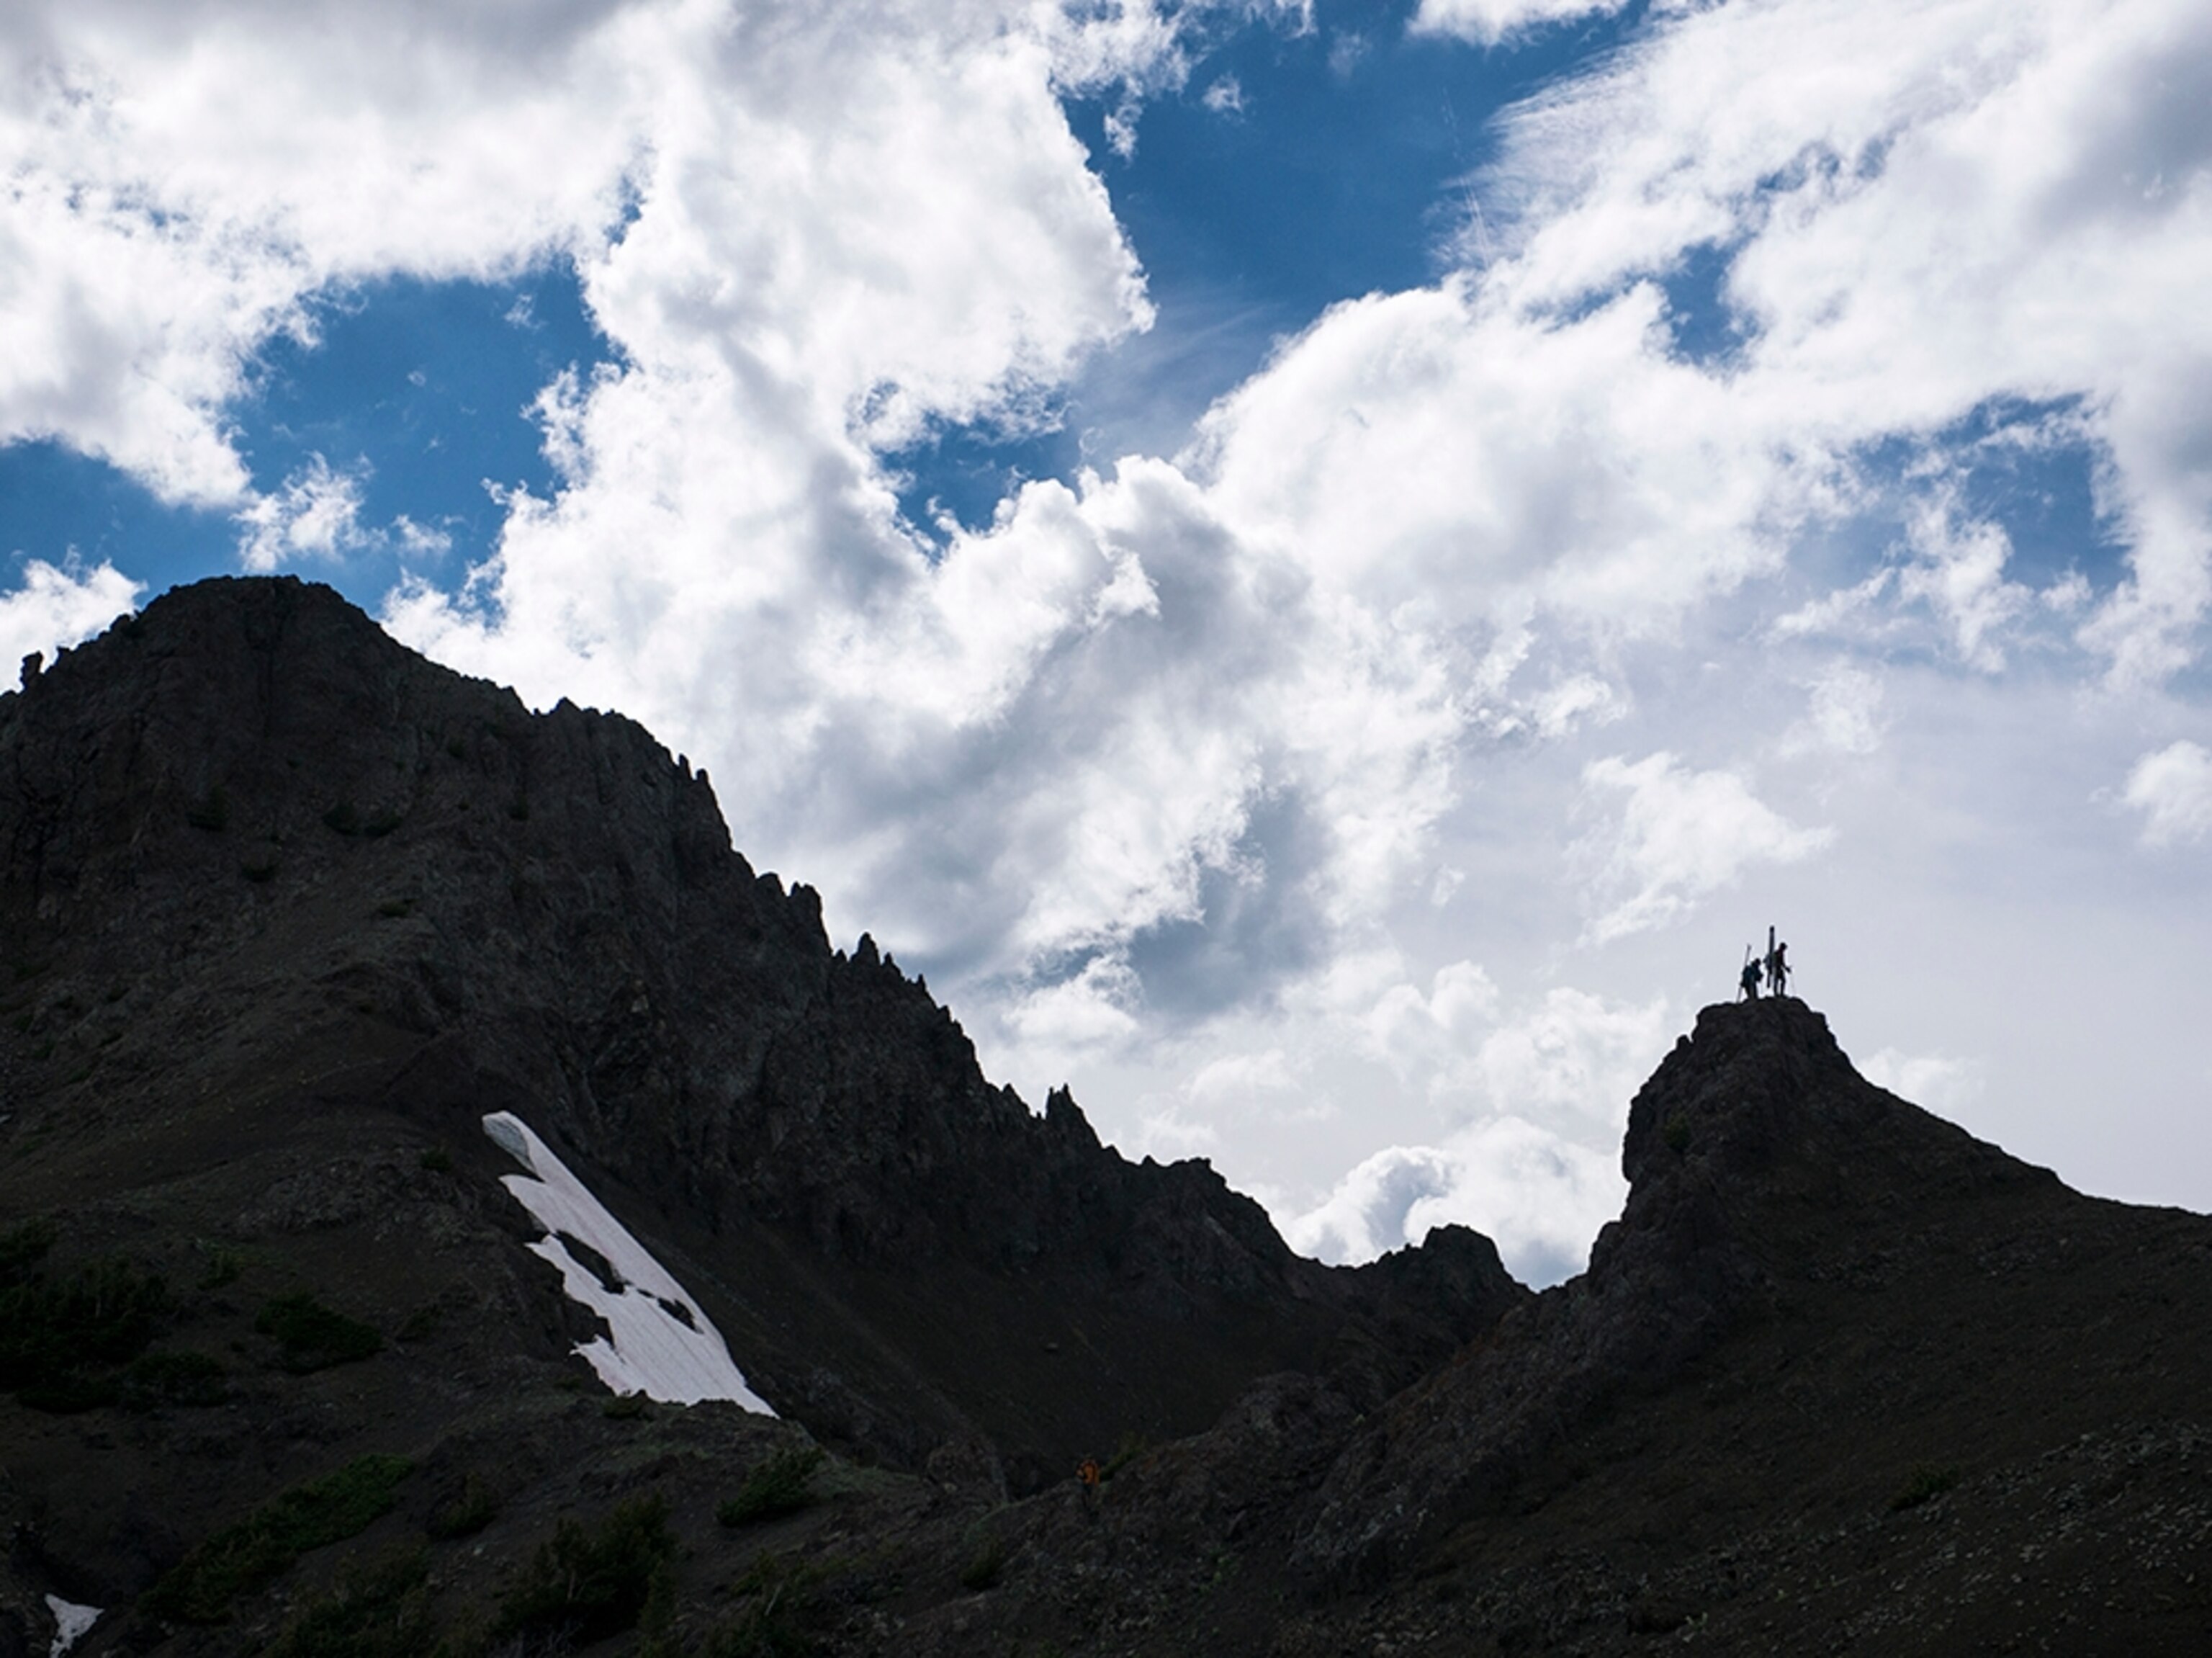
[1291,996,2059,1588]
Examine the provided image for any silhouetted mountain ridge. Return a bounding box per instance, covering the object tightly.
[3,578,2209,1657]
[0,577,1516,1497]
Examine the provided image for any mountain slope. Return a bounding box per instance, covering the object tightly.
[0,577,1517,1648]
[6,580,2208,1657]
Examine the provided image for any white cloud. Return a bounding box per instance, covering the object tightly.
[1476,0,2212,689]
[1201,75,1244,115]
[1577,753,1833,942]
[1861,1047,1987,1118]
[2123,740,2212,846]
[1897,505,2033,672]
[234,454,369,571]
[0,559,142,681]
[1410,0,1634,48]
[1462,985,1671,1128]
[1283,1116,1625,1286]
[1786,663,1885,756]
[9,0,2212,1278]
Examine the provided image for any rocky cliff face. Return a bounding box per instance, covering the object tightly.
[0,576,1516,1502]
[1290,996,2060,1589]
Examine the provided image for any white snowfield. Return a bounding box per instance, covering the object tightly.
[480,1111,775,1414]
[46,1595,99,1657]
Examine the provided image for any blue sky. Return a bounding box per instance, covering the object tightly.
[3,0,2208,1284]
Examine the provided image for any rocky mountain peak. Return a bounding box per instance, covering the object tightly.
[0,575,1516,1500]
[1292,992,2062,1588]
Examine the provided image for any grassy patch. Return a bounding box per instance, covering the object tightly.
[141,1453,415,1624]
[261,1549,434,1658]
[256,1293,382,1372]
[716,1445,826,1527]
[490,1495,675,1647]
[426,1473,500,1541]
[643,1553,817,1658]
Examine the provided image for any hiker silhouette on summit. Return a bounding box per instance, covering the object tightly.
[1738,956,1763,1000]
[1766,938,1790,998]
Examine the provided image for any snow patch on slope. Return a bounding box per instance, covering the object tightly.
[481,1111,775,1413]
[46,1596,99,1657]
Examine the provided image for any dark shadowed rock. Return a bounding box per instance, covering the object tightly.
[0,578,1513,1520]
[7,580,2210,1656]
[1292,997,2064,1590]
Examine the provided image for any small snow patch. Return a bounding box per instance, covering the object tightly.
[47,1596,99,1657]
[481,1111,775,1413]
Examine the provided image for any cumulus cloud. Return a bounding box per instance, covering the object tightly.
[234,455,370,571]
[2123,740,2212,846]
[8,0,2212,1273]
[0,559,142,681]
[1410,0,1633,48]
[1786,663,1886,756]
[1861,1047,1987,1118]
[1281,980,1665,1281]
[1284,1116,1626,1286]
[1475,0,2212,688]
[1577,753,1833,942]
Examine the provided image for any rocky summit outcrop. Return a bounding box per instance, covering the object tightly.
[1290,995,2058,1590]
[0,578,1519,1494]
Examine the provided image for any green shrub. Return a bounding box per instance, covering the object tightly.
[426,1474,499,1541]
[958,1535,1006,1592]
[142,1453,415,1624]
[417,1147,453,1173]
[0,1219,55,1281]
[322,801,361,836]
[0,1248,169,1407]
[186,784,230,833]
[490,1495,675,1646]
[716,1445,827,1526]
[261,1549,433,1658]
[256,1293,382,1372]
[122,1350,228,1409]
[1889,1464,1960,1512]
[1100,1430,1149,1481]
[1663,1114,1693,1153]
[197,1244,244,1290]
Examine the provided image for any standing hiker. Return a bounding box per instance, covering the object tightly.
[1767,938,1790,998]
[1738,952,1762,1000]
